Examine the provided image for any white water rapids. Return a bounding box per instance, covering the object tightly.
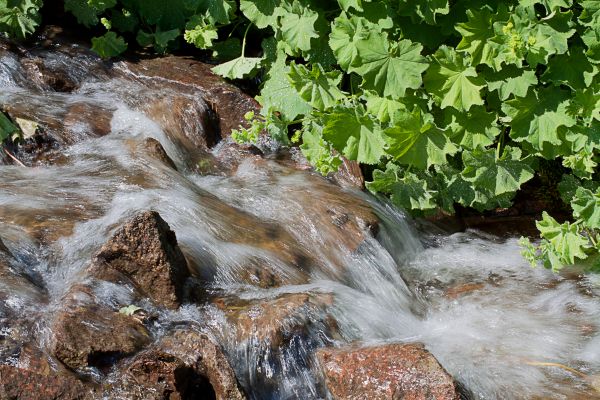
[1,45,600,400]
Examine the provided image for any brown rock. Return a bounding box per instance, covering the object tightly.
[117,56,260,138]
[52,303,151,370]
[0,365,92,400]
[63,102,113,138]
[332,157,365,189]
[215,293,335,347]
[94,211,190,309]
[115,329,246,400]
[140,137,177,170]
[317,343,460,400]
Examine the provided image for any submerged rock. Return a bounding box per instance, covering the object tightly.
[317,343,460,400]
[215,293,336,348]
[93,210,190,309]
[113,329,246,400]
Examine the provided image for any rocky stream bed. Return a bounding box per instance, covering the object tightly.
[1,28,600,400]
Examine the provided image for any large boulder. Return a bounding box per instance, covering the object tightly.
[113,329,246,400]
[317,343,460,400]
[93,210,190,309]
[0,365,93,400]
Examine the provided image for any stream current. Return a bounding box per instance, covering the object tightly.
[1,41,600,400]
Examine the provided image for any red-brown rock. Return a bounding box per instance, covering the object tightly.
[52,303,151,370]
[317,343,460,400]
[94,211,190,309]
[113,329,246,400]
[0,365,93,399]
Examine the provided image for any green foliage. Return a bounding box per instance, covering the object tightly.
[0,0,42,39]
[4,0,600,272]
[91,31,127,58]
[0,112,18,143]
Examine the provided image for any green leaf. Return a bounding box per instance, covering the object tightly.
[537,211,589,268]
[579,0,600,27]
[583,26,600,61]
[502,88,576,155]
[288,62,344,111]
[240,0,279,29]
[337,0,369,12]
[461,146,534,199]
[278,1,319,54]
[127,0,187,30]
[0,112,18,142]
[455,6,508,67]
[398,0,450,25]
[572,187,600,229]
[88,0,116,11]
[444,106,500,150]
[542,46,595,90]
[352,32,429,99]
[65,0,100,27]
[562,148,598,179]
[258,60,311,121]
[363,91,407,125]
[424,46,484,112]
[485,65,537,101]
[212,56,262,80]
[110,8,138,33]
[367,163,438,211]
[184,16,218,49]
[384,107,457,169]
[322,105,386,164]
[568,88,600,124]
[192,0,236,25]
[211,38,242,61]
[329,14,369,71]
[91,31,128,59]
[137,28,180,53]
[524,11,576,67]
[300,121,342,174]
[519,0,573,13]
[119,305,142,316]
[0,0,41,38]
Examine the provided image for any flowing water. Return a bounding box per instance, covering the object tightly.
[1,43,600,400]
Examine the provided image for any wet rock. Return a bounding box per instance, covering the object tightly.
[17,344,54,376]
[317,343,460,400]
[93,211,190,309]
[234,256,308,289]
[144,94,220,153]
[140,137,177,170]
[114,329,246,400]
[63,102,113,138]
[215,293,336,347]
[332,157,365,190]
[116,56,260,138]
[0,365,93,400]
[20,56,79,92]
[52,302,151,370]
[212,141,264,174]
[444,282,486,300]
